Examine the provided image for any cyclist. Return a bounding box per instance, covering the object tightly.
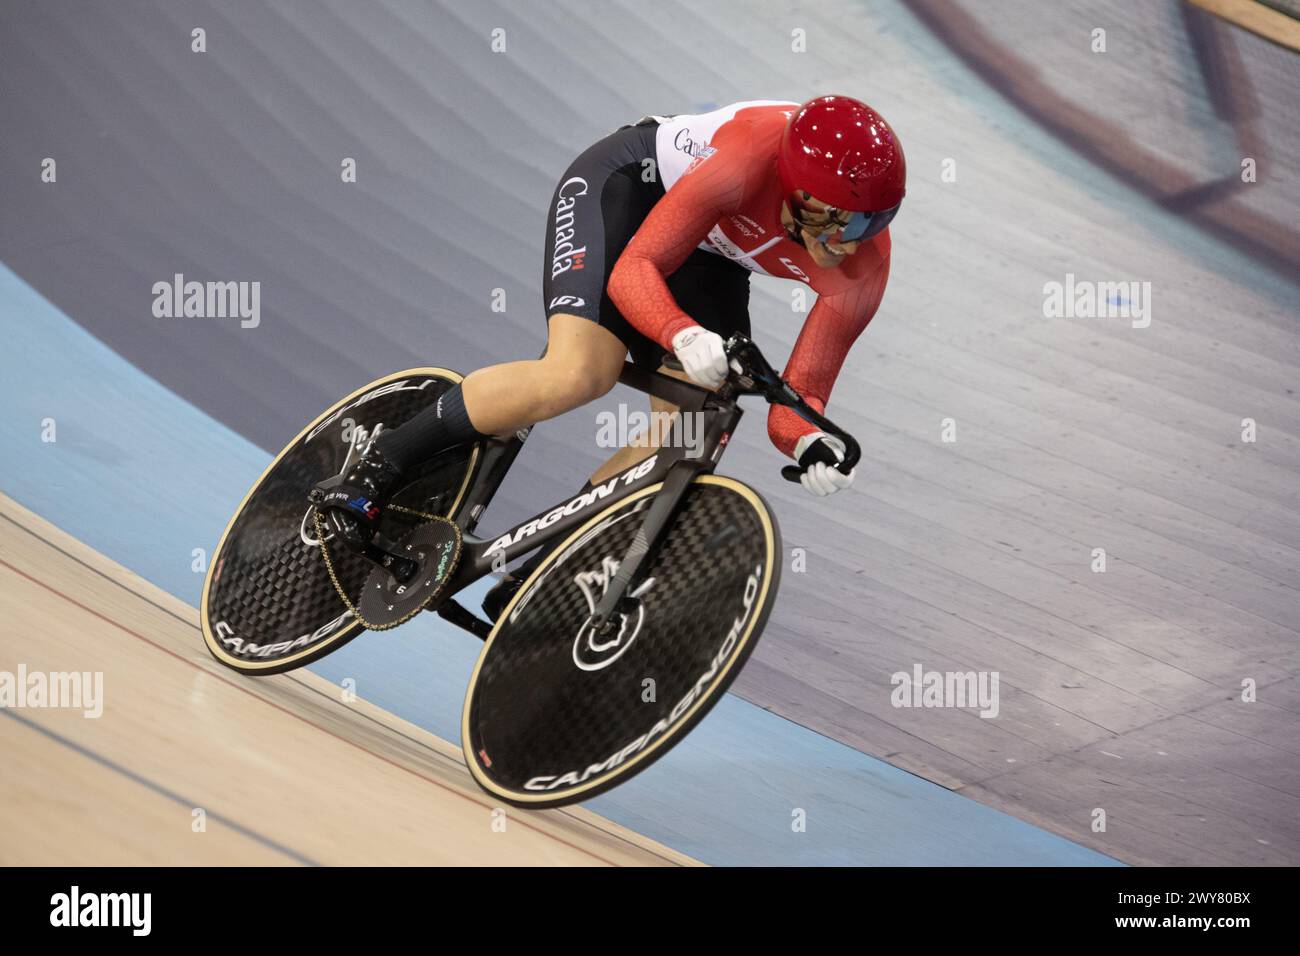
[314,95,905,619]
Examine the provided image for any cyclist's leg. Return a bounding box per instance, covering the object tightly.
[464,119,666,438]
[375,123,660,472]
[319,123,659,548]
[469,122,689,621]
[460,314,626,435]
[362,314,625,501]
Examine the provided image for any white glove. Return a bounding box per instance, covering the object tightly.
[671,326,729,389]
[794,432,855,497]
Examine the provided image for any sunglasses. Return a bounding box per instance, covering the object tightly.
[791,198,900,243]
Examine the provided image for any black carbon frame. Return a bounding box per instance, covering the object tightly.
[439,360,741,605]
[432,334,856,637]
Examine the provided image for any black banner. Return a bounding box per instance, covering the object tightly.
[0,866,1283,941]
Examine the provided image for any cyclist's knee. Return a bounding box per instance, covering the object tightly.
[538,325,623,410]
[541,362,616,411]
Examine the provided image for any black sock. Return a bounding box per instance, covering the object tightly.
[373,384,489,471]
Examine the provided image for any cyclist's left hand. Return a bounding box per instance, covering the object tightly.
[794,432,855,497]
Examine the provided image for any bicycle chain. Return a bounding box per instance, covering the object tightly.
[312,503,450,631]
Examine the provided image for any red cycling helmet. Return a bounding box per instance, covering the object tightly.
[778,95,906,241]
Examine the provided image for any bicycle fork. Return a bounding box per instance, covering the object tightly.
[586,396,741,634]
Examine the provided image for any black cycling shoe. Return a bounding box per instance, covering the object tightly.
[309,447,405,552]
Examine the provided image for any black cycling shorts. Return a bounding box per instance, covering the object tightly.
[542,119,751,370]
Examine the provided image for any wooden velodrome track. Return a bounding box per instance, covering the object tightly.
[0,494,697,866]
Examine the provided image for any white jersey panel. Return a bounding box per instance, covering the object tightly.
[654,100,797,191]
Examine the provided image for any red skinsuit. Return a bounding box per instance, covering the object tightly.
[608,101,891,458]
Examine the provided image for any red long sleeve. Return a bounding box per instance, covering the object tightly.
[766,254,889,457]
[608,121,760,348]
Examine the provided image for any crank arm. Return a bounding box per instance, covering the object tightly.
[314,505,419,583]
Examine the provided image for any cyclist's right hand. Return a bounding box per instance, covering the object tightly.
[793,432,855,497]
[671,326,729,389]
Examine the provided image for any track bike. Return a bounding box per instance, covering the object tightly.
[201,335,860,807]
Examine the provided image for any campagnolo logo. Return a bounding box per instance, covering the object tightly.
[213,609,352,658]
[523,561,763,791]
[571,556,651,671]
